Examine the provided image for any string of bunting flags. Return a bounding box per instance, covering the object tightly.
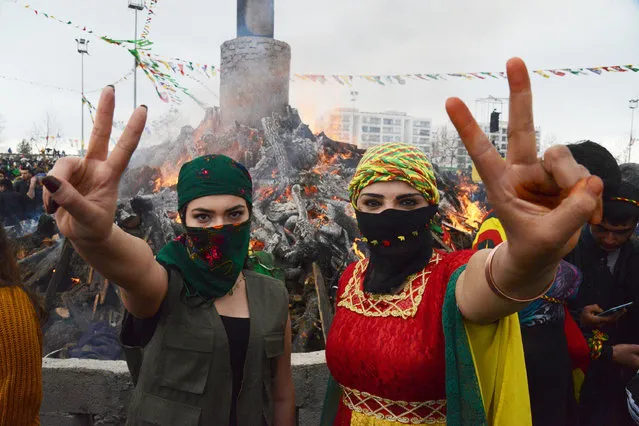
[140,0,157,41]
[293,64,639,86]
[0,70,133,95]
[12,2,639,106]
[22,3,99,36]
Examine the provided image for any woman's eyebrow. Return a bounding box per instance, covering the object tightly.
[191,208,214,214]
[359,193,384,199]
[395,193,422,200]
[225,205,245,213]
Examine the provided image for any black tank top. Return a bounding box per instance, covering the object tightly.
[220,315,250,426]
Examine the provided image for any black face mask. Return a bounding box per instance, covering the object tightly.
[355,206,438,294]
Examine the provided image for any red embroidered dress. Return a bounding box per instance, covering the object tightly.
[325,250,473,425]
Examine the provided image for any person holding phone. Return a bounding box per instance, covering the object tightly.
[567,165,639,426]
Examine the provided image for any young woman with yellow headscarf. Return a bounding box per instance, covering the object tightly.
[321,58,605,426]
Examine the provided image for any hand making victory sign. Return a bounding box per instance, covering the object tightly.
[447,58,603,322]
[41,87,169,318]
[42,87,148,243]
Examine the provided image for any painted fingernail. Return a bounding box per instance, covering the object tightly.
[140,104,148,110]
[107,85,115,91]
[42,176,62,193]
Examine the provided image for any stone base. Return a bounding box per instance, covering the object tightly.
[220,37,291,129]
[41,352,328,425]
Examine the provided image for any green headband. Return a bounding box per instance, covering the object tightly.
[177,154,253,211]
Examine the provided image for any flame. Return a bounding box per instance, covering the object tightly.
[250,239,265,252]
[71,277,81,285]
[311,148,355,176]
[304,186,318,197]
[276,187,292,203]
[323,112,344,142]
[167,211,182,224]
[308,207,328,226]
[352,238,366,260]
[152,152,192,193]
[445,174,487,233]
[257,186,275,201]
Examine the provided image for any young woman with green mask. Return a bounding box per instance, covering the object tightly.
[40,89,295,426]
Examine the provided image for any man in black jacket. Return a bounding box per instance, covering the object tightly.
[567,167,639,426]
[0,178,29,226]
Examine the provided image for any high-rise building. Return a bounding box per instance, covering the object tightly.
[320,108,432,152]
[432,121,541,170]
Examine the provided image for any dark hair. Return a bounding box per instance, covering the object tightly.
[567,141,621,198]
[0,179,13,191]
[603,178,639,226]
[0,225,47,324]
[19,165,32,173]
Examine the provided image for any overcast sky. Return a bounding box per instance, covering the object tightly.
[1,0,639,160]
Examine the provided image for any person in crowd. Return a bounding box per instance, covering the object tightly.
[41,86,295,426]
[30,171,46,216]
[0,178,30,226]
[14,165,33,198]
[0,223,47,425]
[472,140,621,426]
[321,58,604,425]
[567,164,639,426]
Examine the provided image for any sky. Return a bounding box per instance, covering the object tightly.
[0,0,638,160]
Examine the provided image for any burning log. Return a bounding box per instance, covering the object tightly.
[45,239,75,311]
[313,262,334,343]
[15,106,489,358]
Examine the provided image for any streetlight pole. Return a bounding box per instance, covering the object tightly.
[350,91,359,146]
[129,0,145,109]
[628,99,639,163]
[75,38,89,156]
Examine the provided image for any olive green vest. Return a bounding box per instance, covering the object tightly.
[125,269,289,426]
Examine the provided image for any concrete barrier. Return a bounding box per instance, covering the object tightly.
[41,351,328,426]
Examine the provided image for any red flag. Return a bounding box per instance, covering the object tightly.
[178,64,184,75]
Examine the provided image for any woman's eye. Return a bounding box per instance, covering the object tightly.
[229,211,243,219]
[364,200,381,207]
[400,198,418,206]
[195,214,210,222]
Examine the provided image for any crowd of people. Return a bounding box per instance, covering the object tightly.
[2,58,639,426]
[0,152,64,227]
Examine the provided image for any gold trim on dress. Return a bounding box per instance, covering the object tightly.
[337,252,441,319]
[341,385,447,425]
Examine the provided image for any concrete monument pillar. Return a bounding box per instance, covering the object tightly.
[220,0,291,128]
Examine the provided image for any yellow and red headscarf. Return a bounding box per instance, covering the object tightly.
[348,143,440,208]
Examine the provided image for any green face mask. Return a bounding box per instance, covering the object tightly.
[156,220,251,299]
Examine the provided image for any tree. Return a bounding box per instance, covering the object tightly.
[540,133,558,154]
[30,112,62,154]
[17,139,32,155]
[430,126,461,169]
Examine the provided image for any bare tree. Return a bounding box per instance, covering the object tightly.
[540,133,558,154]
[430,126,460,169]
[30,112,62,155]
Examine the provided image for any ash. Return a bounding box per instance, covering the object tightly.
[18,107,487,357]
